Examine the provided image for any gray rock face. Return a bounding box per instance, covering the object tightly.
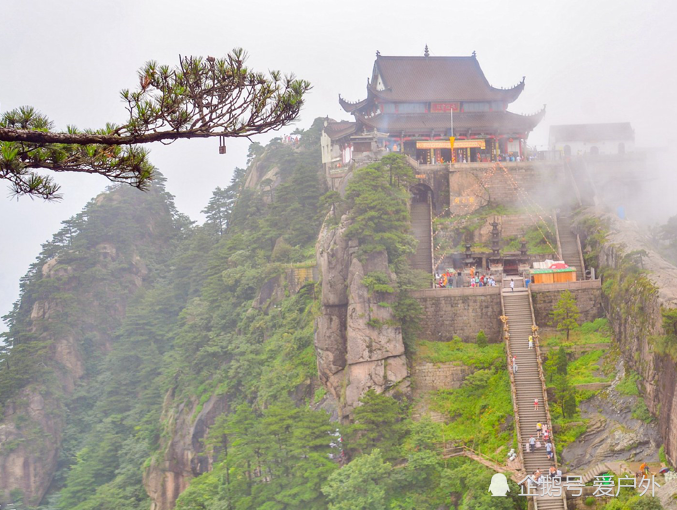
[560,361,662,471]
[575,208,677,467]
[144,389,228,510]
[314,217,410,421]
[0,389,62,507]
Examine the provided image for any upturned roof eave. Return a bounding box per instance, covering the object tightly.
[365,81,527,104]
[354,108,545,134]
[338,94,373,113]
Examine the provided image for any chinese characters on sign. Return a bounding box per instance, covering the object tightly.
[453,197,475,204]
[517,475,660,498]
[431,102,460,112]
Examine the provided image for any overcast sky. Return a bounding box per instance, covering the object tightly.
[1,0,676,328]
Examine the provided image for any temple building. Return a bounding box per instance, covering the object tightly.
[323,47,545,169]
[549,122,635,156]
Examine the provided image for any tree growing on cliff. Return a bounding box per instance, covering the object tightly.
[551,374,577,419]
[380,153,416,188]
[551,290,580,341]
[322,449,393,510]
[344,157,417,263]
[202,167,246,236]
[555,346,568,376]
[347,389,408,460]
[0,49,310,199]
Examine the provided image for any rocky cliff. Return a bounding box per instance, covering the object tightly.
[0,388,61,508]
[577,208,677,467]
[0,186,173,507]
[144,389,228,510]
[560,359,662,470]
[315,216,410,421]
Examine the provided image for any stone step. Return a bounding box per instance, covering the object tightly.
[502,288,560,484]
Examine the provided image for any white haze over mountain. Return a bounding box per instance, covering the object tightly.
[1,0,676,331]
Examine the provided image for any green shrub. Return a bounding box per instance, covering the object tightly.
[417,338,505,369]
[616,372,641,396]
[476,330,488,348]
[362,271,395,295]
[585,496,596,506]
[632,399,654,423]
[431,368,513,461]
[580,318,610,335]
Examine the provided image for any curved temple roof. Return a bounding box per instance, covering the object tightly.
[354,108,546,135]
[338,94,372,113]
[368,55,525,103]
[338,52,542,136]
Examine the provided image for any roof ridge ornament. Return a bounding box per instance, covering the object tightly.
[424,44,430,57]
[376,50,380,57]
[472,50,477,58]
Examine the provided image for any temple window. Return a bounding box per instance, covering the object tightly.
[398,103,426,113]
[463,102,490,112]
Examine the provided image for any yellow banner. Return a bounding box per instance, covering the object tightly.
[455,139,486,149]
[416,139,485,149]
[416,141,450,149]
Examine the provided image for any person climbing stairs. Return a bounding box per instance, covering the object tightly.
[503,288,567,509]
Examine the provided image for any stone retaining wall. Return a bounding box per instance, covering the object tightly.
[412,282,603,344]
[530,280,604,330]
[412,362,474,393]
[411,287,502,343]
[448,161,566,212]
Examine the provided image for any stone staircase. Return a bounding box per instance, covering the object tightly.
[410,199,433,274]
[576,462,612,484]
[557,215,585,280]
[566,159,596,207]
[503,276,526,289]
[503,288,567,510]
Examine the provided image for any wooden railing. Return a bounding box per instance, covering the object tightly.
[439,441,524,482]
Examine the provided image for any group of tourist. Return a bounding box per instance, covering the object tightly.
[434,268,498,288]
[527,465,563,487]
[282,134,300,145]
[497,153,523,162]
[470,274,497,287]
[527,422,555,461]
[436,270,462,288]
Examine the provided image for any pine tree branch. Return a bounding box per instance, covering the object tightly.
[0,49,311,200]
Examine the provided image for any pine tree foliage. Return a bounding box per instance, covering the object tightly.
[347,389,407,460]
[0,176,183,409]
[202,168,245,236]
[0,122,531,510]
[344,156,417,261]
[0,49,311,199]
[551,290,580,341]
